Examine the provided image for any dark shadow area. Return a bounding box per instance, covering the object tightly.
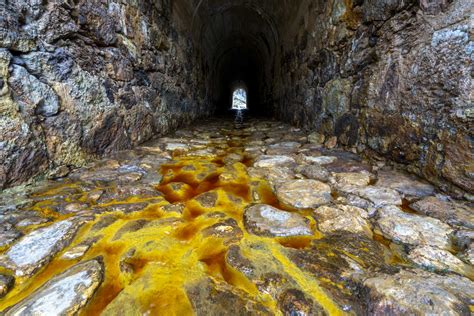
[171,1,302,118]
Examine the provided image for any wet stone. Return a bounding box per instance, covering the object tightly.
[0,224,22,248]
[61,237,100,260]
[284,233,394,314]
[363,269,474,315]
[376,205,454,249]
[15,216,50,228]
[0,274,14,298]
[98,202,151,214]
[314,205,372,237]
[278,288,327,316]
[244,204,312,237]
[90,215,118,232]
[161,202,185,214]
[185,277,271,315]
[202,218,243,244]
[112,219,149,241]
[194,191,219,208]
[408,245,472,277]
[276,180,332,210]
[0,219,82,277]
[5,259,104,316]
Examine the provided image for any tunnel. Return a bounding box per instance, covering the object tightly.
[0,0,473,314]
[173,0,303,117]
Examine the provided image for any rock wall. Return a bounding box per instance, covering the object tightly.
[0,0,210,189]
[275,0,473,198]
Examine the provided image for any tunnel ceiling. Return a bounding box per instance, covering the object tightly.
[172,0,310,113]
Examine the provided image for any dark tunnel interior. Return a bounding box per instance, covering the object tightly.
[173,0,304,117]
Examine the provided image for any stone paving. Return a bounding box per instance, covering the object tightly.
[0,119,472,315]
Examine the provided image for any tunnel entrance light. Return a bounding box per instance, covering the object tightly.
[232,88,247,110]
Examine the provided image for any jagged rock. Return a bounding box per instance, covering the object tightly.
[244,204,312,237]
[411,196,474,229]
[363,269,474,315]
[0,219,82,276]
[377,169,435,200]
[408,245,472,277]
[8,65,59,117]
[376,205,453,250]
[276,180,332,210]
[314,205,372,237]
[5,259,104,315]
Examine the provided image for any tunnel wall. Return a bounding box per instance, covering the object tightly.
[0,0,209,189]
[275,0,473,197]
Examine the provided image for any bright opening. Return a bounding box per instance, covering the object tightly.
[232,88,247,110]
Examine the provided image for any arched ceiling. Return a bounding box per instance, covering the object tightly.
[171,0,310,114]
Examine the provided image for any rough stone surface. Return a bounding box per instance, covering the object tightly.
[411,196,474,229]
[244,204,312,237]
[314,205,372,238]
[376,206,454,249]
[0,0,210,189]
[0,219,81,276]
[298,164,330,182]
[352,186,402,207]
[276,180,332,210]
[377,169,435,199]
[185,277,271,315]
[363,269,474,315]
[408,245,472,277]
[275,0,473,197]
[5,259,104,315]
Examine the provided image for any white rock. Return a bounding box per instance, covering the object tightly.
[0,220,81,276]
[6,259,104,316]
